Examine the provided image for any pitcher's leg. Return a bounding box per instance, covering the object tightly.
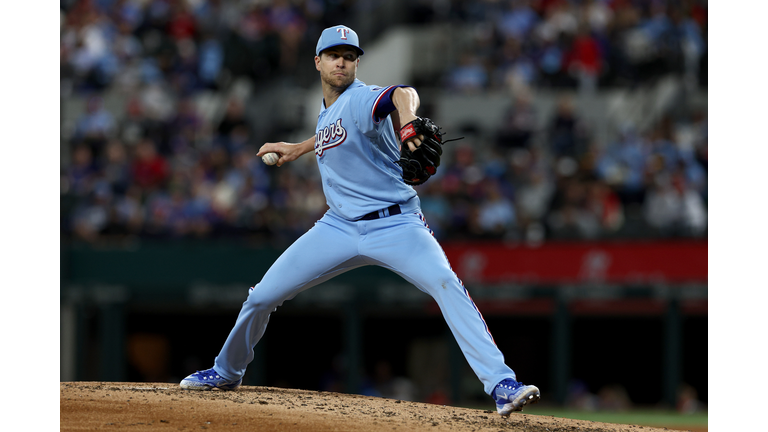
[213,217,365,381]
[362,213,514,395]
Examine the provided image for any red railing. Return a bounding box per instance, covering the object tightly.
[441,240,708,285]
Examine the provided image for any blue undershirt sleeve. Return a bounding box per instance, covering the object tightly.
[373,85,413,123]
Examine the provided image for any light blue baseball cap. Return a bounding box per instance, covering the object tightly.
[315,25,364,56]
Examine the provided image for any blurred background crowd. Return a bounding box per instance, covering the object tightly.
[60,0,708,246]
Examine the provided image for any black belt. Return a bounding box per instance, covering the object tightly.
[360,204,402,220]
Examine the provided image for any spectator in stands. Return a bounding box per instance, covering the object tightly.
[112,16,143,68]
[75,96,116,158]
[445,52,489,93]
[565,379,599,411]
[138,82,176,154]
[112,185,145,238]
[581,0,613,35]
[676,383,704,414]
[217,98,250,139]
[370,360,417,402]
[516,168,555,227]
[597,384,633,411]
[101,139,132,196]
[493,37,537,95]
[477,180,517,238]
[64,5,119,91]
[546,166,603,240]
[595,124,649,208]
[644,170,706,237]
[439,145,482,238]
[68,144,99,197]
[419,180,452,239]
[198,34,224,89]
[495,92,537,151]
[266,0,307,73]
[584,180,624,233]
[184,172,215,238]
[537,35,570,88]
[169,97,203,152]
[547,202,601,240]
[141,190,173,239]
[549,94,580,157]
[113,0,143,32]
[210,169,240,236]
[565,23,604,93]
[118,97,148,147]
[132,138,169,192]
[534,0,578,43]
[167,1,198,41]
[496,0,539,41]
[170,38,202,95]
[71,180,112,243]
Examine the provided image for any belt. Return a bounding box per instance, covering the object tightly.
[360,204,402,220]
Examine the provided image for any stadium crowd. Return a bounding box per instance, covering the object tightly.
[435,0,707,93]
[60,0,708,246]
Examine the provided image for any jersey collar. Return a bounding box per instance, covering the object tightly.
[321,79,367,110]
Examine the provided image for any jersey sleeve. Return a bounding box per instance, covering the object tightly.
[352,85,412,137]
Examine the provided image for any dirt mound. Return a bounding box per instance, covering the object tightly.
[61,382,693,431]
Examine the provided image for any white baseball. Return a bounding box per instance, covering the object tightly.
[262,152,279,166]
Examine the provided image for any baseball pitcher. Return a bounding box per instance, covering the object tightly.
[180,25,540,416]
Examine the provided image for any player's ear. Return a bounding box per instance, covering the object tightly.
[315,55,321,71]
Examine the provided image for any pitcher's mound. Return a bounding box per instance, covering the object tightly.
[60,382,691,431]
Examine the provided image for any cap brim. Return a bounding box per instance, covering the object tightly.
[317,43,364,56]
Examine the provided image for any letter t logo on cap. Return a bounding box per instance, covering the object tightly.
[337,28,349,40]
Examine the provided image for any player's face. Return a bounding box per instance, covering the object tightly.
[315,47,359,90]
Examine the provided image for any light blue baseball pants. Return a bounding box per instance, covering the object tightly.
[213,209,515,395]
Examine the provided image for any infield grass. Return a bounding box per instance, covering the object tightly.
[518,406,707,430]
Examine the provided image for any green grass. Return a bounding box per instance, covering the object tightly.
[519,406,708,429]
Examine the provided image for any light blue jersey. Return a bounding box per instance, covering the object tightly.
[314,79,418,220]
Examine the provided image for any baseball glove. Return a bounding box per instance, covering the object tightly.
[395,117,450,186]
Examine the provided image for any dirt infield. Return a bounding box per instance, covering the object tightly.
[61,382,701,432]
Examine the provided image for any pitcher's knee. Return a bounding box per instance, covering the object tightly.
[418,276,465,298]
[245,285,283,312]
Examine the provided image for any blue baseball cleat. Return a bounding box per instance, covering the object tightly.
[180,368,242,391]
[492,378,541,416]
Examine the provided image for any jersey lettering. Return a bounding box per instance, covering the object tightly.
[315,118,347,157]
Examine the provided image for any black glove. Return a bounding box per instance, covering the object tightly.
[395,117,446,186]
